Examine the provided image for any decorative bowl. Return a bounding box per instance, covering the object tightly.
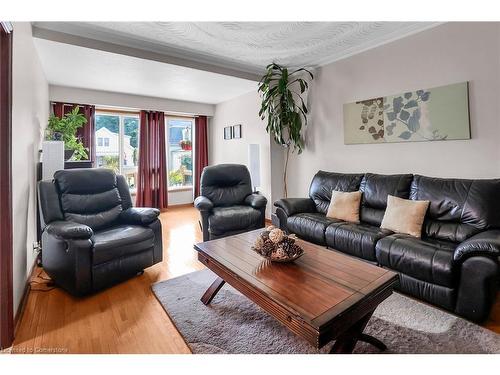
[251,226,304,263]
[259,249,304,263]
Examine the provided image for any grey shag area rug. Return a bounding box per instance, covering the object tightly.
[151,269,500,354]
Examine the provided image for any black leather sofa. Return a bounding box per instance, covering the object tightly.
[274,171,500,322]
[194,164,267,242]
[38,168,163,296]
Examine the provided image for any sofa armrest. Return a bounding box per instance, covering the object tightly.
[274,198,316,217]
[454,230,500,263]
[45,221,93,240]
[120,207,160,225]
[194,196,214,212]
[244,193,267,209]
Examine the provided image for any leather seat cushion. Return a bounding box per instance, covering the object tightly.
[92,225,155,265]
[376,234,457,288]
[325,222,393,261]
[287,213,341,245]
[209,206,261,235]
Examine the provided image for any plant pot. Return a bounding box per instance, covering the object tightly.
[64,149,75,161]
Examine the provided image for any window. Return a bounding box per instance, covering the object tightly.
[166,117,193,189]
[95,112,140,193]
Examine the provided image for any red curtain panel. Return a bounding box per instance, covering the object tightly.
[194,115,208,197]
[136,110,168,209]
[52,102,96,164]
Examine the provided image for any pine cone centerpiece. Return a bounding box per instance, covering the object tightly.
[251,227,304,263]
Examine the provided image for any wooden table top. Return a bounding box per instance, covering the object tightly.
[194,229,398,347]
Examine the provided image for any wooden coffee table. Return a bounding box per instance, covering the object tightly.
[194,229,398,353]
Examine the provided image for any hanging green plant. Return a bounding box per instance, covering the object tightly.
[258,62,313,197]
[46,107,88,160]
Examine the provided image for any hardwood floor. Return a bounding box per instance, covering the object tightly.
[12,206,204,354]
[11,206,500,353]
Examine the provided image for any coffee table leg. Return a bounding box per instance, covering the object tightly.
[358,333,387,351]
[329,311,386,354]
[201,277,225,305]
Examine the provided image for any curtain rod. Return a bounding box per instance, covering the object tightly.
[96,107,201,119]
[50,101,206,118]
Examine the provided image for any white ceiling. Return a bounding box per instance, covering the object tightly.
[33,22,439,104]
[34,38,257,104]
[34,22,439,74]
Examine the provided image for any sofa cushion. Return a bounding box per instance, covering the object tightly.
[92,225,155,265]
[325,222,393,261]
[380,195,429,238]
[287,212,341,245]
[308,171,364,214]
[359,173,413,226]
[410,175,500,242]
[208,205,261,235]
[326,190,362,223]
[376,234,457,288]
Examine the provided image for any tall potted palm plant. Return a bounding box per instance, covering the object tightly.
[258,63,313,197]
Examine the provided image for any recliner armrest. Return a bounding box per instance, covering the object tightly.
[45,221,93,240]
[194,196,214,211]
[244,193,267,209]
[274,198,316,217]
[454,230,500,263]
[120,207,160,225]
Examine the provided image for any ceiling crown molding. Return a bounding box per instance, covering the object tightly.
[33,22,442,81]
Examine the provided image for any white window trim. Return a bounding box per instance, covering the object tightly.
[165,115,195,192]
[95,110,140,177]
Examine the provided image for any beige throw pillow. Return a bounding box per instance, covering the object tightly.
[381,195,430,238]
[326,190,362,223]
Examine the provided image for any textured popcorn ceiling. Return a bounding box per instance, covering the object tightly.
[34,22,439,74]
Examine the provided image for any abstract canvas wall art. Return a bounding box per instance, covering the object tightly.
[343,82,470,144]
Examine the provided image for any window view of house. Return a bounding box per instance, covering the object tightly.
[166,117,193,188]
[95,113,139,192]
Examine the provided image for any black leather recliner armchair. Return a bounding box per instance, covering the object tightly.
[38,168,163,296]
[194,164,267,241]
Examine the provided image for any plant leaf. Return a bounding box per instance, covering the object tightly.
[399,110,410,121]
[386,112,396,121]
[399,131,412,140]
[404,100,418,109]
[407,108,421,132]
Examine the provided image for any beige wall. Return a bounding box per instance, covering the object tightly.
[286,22,500,197]
[12,23,50,314]
[209,91,272,219]
[210,23,500,211]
